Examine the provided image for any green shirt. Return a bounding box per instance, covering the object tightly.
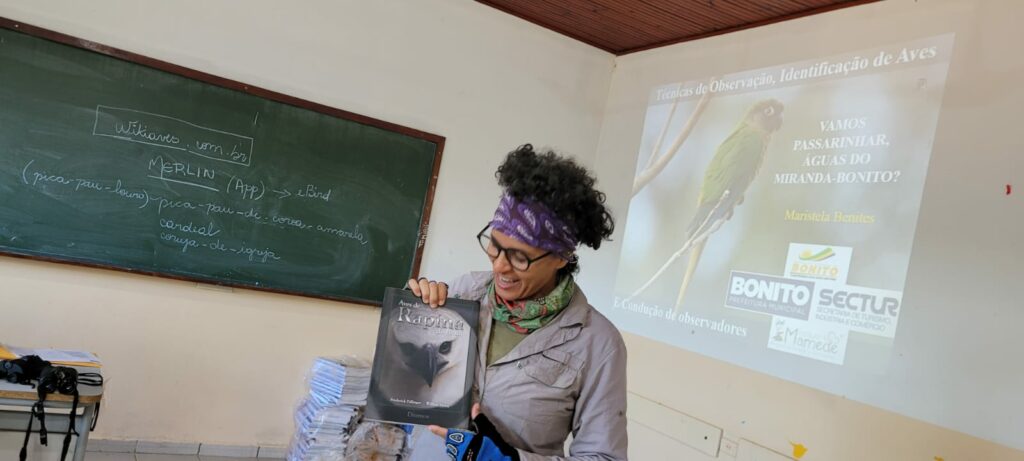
[486,320,528,366]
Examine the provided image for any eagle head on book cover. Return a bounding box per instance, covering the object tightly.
[367,288,478,428]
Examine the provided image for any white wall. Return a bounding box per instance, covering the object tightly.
[0,0,613,447]
[583,0,1024,459]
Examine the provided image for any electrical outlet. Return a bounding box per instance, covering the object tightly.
[720,438,739,458]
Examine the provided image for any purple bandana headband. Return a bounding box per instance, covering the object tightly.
[490,192,578,255]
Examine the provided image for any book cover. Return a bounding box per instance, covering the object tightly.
[365,287,479,429]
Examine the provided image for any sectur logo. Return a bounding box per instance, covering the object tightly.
[798,247,835,262]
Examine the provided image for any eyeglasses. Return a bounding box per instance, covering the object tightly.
[476,224,552,272]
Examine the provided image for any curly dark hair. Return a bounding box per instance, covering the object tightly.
[495,144,615,276]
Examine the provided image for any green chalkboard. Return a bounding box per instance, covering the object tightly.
[0,19,443,305]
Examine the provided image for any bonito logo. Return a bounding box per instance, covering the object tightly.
[787,243,852,283]
[725,271,814,320]
[790,261,840,280]
[799,247,835,261]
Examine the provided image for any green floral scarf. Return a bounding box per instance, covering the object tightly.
[489,275,575,334]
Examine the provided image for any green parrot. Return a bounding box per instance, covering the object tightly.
[630,99,784,308]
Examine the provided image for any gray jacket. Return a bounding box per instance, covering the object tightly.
[449,271,628,461]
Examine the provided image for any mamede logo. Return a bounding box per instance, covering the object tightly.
[725,271,814,320]
[767,316,849,365]
[786,243,853,284]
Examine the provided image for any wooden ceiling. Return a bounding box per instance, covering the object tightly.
[477,0,882,55]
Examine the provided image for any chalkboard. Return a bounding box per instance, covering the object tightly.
[0,19,444,305]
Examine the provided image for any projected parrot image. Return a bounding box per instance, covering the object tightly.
[629,99,785,306]
[610,34,953,370]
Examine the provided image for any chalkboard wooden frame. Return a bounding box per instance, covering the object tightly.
[0,17,444,306]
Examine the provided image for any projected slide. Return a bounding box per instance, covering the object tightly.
[611,34,953,369]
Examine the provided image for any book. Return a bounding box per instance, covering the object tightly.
[288,356,377,460]
[365,287,479,429]
[0,344,101,367]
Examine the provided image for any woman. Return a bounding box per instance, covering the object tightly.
[409,144,627,461]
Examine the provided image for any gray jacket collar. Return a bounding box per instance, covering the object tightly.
[484,280,591,366]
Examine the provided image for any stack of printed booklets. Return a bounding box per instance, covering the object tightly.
[287,356,371,461]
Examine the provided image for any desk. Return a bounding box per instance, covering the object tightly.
[0,366,102,461]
